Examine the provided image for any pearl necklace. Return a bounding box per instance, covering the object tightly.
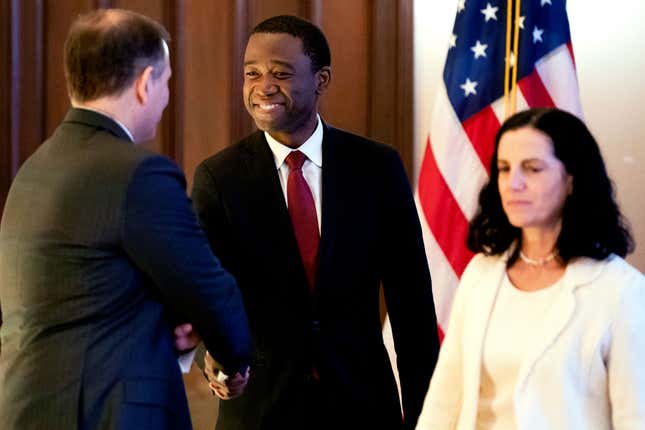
[519,250,558,266]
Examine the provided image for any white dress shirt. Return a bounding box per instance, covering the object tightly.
[264,115,323,232]
[477,273,564,430]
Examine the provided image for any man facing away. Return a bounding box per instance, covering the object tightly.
[192,15,440,430]
[0,9,251,430]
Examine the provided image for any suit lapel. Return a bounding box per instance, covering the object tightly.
[242,131,290,223]
[242,132,310,293]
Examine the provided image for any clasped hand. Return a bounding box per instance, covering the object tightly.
[173,323,201,352]
[203,350,250,400]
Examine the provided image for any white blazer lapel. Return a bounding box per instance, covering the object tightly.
[460,256,508,428]
[516,267,578,392]
[514,258,604,392]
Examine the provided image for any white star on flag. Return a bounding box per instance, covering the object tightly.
[471,40,488,59]
[541,0,552,6]
[460,78,478,96]
[449,33,457,49]
[533,26,544,43]
[480,3,499,22]
[457,0,466,13]
[517,16,525,30]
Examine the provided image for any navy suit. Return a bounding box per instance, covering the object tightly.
[0,108,252,429]
[192,124,440,429]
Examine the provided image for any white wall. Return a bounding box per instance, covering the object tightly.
[413,0,645,271]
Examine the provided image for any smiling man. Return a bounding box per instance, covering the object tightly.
[192,15,440,430]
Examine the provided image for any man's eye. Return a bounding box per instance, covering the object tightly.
[245,71,259,78]
[274,72,291,79]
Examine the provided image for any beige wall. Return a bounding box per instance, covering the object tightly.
[414,0,645,271]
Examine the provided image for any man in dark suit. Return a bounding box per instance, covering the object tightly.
[0,9,252,429]
[192,15,440,430]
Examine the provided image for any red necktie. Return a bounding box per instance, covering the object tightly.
[285,151,319,293]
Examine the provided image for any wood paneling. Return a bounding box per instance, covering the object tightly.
[44,0,95,138]
[180,0,236,184]
[162,0,185,165]
[371,0,414,173]
[112,0,163,21]
[1,0,414,199]
[11,0,45,167]
[1,0,11,213]
[230,0,254,144]
[396,0,414,174]
[249,0,304,25]
[318,0,370,136]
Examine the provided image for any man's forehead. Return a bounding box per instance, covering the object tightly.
[245,32,305,58]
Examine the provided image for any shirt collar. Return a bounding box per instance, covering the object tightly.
[265,115,323,169]
[74,106,134,142]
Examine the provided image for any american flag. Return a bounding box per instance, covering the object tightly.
[416,0,583,337]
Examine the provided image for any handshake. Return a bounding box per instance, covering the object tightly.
[174,323,250,400]
[203,351,250,400]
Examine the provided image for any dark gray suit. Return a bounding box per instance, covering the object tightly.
[0,108,252,430]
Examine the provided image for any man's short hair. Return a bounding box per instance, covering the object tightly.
[64,8,170,102]
[251,15,331,72]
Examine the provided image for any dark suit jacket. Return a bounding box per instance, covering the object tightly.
[0,108,252,430]
[192,124,440,430]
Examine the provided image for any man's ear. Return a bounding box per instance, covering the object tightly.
[315,66,331,95]
[135,66,154,104]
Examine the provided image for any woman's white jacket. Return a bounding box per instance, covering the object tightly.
[416,253,645,430]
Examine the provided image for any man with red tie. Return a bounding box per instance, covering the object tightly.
[192,15,440,430]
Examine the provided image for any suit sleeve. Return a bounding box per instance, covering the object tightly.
[121,155,252,375]
[191,162,234,266]
[379,149,441,429]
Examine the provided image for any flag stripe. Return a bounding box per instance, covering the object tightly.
[535,45,583,117]
[461,106,500,173]
[418,137,475,278]
[566,42,576,66]
[415,193,459,330]
[518,70,556,108]
[429,85,489,221]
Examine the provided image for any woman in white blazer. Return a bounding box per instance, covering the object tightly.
[416,108,645,430]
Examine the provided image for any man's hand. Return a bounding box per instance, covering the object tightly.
[173,323,201,353]
[204,350,250,400]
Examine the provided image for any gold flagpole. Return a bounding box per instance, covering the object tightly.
[510,0,522,116]
[503,0,513,119]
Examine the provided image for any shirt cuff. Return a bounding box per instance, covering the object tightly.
[178,348,197,373]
